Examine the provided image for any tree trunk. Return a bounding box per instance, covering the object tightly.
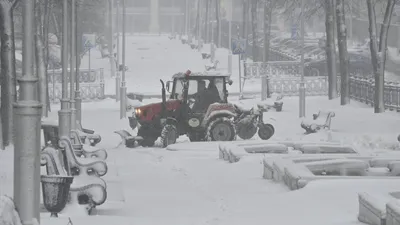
[242,0,248,39]
[51,12,60,41]
[377,0,395,112]
[366,0,395,113]
[336,0,350,105]
[263,0,272,62]
[0,1,18,146]
[325,0,337,100]
[43,0,51,113]
[251,0,258,61]
[333,0,338,45]
[205,0,210,43]
[263,0,272,98]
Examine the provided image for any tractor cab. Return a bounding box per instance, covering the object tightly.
[165,70,233,113]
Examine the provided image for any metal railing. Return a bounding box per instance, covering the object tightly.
[48,68,105,103]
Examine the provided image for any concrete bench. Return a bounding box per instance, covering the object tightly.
[227,144,249,163]
[298,144,357,154]
[41,147,107,215]
[301,111,335,133]
[60,137,108,177]
[387,201,400,225]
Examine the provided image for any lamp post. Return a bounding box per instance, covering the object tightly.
[75,1,82,125]
[109,0,116,90]
[70,0,76,130]
[227,0,233,75]
[59,0,71,138]
[116,0,121,102]
[299,0,306,118]
[120,0,127,119]
[13,0,43,223]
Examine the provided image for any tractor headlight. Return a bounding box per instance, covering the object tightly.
[135,108,142,116]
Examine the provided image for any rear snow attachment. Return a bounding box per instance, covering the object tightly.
[258,124,275,140]
[160,124,178,148]
[206,117,236,142]
[114,130,143,148]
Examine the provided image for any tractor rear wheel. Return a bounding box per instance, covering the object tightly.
[160,124,178,148]
[206,117,236,142]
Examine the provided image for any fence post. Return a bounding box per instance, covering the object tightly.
[100,68,105,99]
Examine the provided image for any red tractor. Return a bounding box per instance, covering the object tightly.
[128,70,238,147]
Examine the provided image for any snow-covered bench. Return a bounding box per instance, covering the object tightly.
[205,60,219,71]
[298,144,357,154]
[76,122,102,147]
[387,201,400,225]
[201,52,211,59]
[70,130,108,160]
[60,137,108,177]
[41,147,107,215]
[358,191,400,225]
[301,110,335,133]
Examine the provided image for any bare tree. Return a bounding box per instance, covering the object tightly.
[0,0,19,146]
[205,0,210,43]
[250,0,258,61]
[263,0,273,62]
[325,0,337,100]
[35,0,49,117]
[215,0,220,47]
[366,0,395,113]
[336,0,350,105]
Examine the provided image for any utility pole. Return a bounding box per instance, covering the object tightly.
[299,0,306,118]
[116,0,121,102]
[14,0,43,223]
[120,0,127,119]
[70,0,77,130]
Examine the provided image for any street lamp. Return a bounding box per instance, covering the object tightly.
[60,0,71,138]
[75,0,82,125]
[120,0,127,119]
[116,0,121,102]
[13,0,43,222]
[227,0,233,75]
[70,0,77,130]
[109,0,117,100]
[299,0,306,118]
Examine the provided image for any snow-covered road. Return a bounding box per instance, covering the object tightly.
[2,36,400,225]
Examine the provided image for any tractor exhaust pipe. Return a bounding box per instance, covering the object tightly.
[160,79,167,115]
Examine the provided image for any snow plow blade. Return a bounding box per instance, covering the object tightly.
[114,130,143,148]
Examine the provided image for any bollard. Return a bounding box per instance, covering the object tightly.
[100,68,105,99]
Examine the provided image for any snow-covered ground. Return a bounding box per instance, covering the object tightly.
[2,36,400,225]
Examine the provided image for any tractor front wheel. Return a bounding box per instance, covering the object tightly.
[137,126,157,147]
[206,117,236,142]
[160,124,178,148]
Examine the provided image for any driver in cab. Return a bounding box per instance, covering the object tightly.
[192,79,221,112]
